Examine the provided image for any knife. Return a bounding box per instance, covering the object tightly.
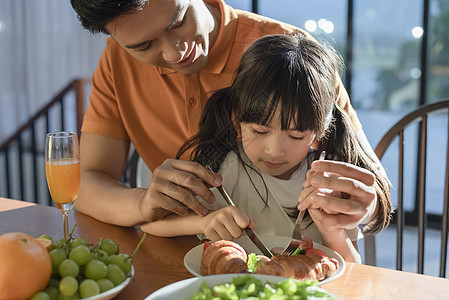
[205,165,273,258]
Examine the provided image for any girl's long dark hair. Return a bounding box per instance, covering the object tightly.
[177,87,237,172]
[177,34,391,234]
[321,104,392,233]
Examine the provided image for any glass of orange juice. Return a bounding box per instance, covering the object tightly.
[45,131,80,239]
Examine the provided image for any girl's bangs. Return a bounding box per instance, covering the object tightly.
[236,68,320,133]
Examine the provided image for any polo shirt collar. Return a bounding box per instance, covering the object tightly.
[157,0,237,75]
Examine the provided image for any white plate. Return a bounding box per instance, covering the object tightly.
[145,274,296,300]
[183,235,345,285]
[83,266,134,300]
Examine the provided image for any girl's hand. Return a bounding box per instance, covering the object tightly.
[139,159,222,222]
[200,206,254,242]
[298,160,377,231]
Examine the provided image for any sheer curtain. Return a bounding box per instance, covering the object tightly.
[0,0,106,143]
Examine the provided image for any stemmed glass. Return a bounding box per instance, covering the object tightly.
[45,131,80,239]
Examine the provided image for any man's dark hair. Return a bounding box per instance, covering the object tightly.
[70,0,148,34]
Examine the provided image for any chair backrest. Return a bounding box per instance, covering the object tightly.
[364,99,449,277]
[129,149,152,188]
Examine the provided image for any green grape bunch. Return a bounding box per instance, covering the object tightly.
[31,226,146,300]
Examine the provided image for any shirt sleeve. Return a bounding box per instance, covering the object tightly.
[81,38,129,140]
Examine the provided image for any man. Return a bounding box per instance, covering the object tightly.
[70,0,389,235]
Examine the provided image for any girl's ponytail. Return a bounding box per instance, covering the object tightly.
[320,105,355,163]
[176,88,238,171]
[320,105,392,234]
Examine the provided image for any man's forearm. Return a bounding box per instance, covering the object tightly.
[76,170,146,227]
[321,230,361,263]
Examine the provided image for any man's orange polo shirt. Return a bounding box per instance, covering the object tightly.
[82,0,360,171]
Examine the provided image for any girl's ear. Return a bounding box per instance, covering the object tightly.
[311,138,319,150]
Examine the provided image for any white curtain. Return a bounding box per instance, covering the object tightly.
[0,0,106,143]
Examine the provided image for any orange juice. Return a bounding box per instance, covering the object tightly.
[45,158,80,204]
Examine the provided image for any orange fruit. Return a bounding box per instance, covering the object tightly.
[0,232,52,300]
[36,237,53,251]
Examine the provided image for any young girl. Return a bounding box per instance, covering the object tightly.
[142,34,391,263]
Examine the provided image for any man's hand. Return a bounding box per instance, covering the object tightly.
[139,159,223,222]
[298,160,377,231]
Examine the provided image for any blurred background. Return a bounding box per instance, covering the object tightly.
[1,0,448,277]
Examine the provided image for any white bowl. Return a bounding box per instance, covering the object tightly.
[146,274,298,300]
[83,266,134,300]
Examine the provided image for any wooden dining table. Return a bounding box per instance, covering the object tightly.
[1,197,449,300]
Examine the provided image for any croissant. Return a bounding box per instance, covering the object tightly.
[255,253,339,281]
[200,240,248,275]
[200,240,339,281]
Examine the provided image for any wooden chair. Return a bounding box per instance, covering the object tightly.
[364,99,449,277]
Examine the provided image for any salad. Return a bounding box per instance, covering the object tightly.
[189,274,337,300]
[246,237,327,273]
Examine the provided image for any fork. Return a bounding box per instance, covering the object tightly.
[281,151,326,255]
